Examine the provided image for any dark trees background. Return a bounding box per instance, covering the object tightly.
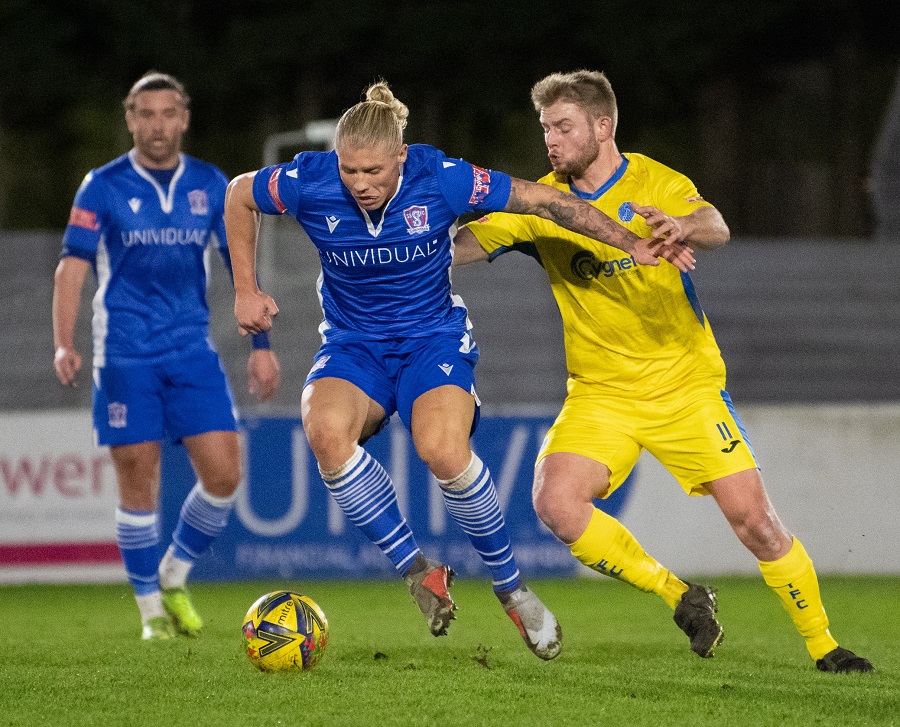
[1,0,898,236]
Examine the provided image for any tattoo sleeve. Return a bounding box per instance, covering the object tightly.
[505,179,638,253]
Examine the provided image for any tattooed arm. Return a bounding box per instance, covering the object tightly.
[502,177,695,270]
[503,177,638,252]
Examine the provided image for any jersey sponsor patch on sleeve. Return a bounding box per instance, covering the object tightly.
[68,206,100,231]
[267,167,287,214]
[468,166,491,205]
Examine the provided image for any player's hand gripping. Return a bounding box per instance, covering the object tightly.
[630,202,696,272]
[636,237,696,272]
[630,203,687,243]
[235,290,279,336]
[631,237,695,272]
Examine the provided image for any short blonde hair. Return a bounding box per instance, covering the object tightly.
[531,70,617,134]
[334,81,408,152]
[123,71,190,111]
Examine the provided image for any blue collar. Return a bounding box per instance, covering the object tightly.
[145,166,177,186]
[568,154,629,200]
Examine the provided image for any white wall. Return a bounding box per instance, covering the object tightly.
[623,403,900,575]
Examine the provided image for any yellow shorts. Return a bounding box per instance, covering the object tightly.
[538,377,759,496]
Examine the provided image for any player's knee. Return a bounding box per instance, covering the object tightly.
[532,489,552,527]
[419,441,471,481]
[729,508,790,558]
[412,425,471,480]
[304,415,357,465]
[732,506,768,535]
[533,468,596,515]
[201,465,241,498]
[532,480,567,532]
[112,450,142,477]
[110,445,158,490]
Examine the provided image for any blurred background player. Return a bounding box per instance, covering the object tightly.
[52,72,281,641]
[453,69,872,673]
[224,80,693,659]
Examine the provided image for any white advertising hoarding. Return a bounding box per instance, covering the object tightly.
[1,404,898,583]
[0,410,122,582]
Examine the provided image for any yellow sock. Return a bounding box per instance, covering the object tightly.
[569,508,687,609]
[758,537,839,660]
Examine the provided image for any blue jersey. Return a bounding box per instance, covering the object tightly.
[62,150,230,365]
[252,143,512,341]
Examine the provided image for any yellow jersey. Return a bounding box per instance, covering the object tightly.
[465,153,726,398]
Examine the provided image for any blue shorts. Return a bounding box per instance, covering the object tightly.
[92,345,238,446]
[305,332,481,433]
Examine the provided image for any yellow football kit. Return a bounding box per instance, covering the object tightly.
[466,153,845,662]
[466,153,759,495]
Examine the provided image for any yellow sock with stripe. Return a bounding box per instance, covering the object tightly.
[569,507,687,609]
[758,537,838,660]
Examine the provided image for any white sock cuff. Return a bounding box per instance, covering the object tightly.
[437,452,482,492]
[115,508,158,527]
[135,592,165,622]
[191,481,238,507]
[319,446,365,484]
[159,546,193,589]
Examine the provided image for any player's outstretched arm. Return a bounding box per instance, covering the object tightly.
[451,226,490,266]
[631,203,729,251]
[224,172,280,336]
[504,177,639,253]
[504,178,693,271]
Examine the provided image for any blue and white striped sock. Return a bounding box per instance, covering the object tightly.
[169,482,236,563]
[438,453,521,593]
[322,446,421,577]
[115,507,161,596]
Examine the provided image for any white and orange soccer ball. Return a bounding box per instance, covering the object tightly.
[242,591,329,672]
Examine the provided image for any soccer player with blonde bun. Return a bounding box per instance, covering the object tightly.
[453,69,872,673]
[224,80,693,660]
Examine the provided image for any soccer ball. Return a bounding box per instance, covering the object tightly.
[242,591,329,672]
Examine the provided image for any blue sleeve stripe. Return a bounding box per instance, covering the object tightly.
[488,241,542,266]
[680,271,705,326]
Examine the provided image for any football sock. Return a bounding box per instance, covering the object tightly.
[437,453,522,594]
[569,507,687,609]
[134,592,166,622]
[321,446,421,577]
[758,537,839,660]
[158,549,192,591]
[161,482,236,588]
[116,507,162,608]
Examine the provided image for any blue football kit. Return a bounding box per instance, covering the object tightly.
[252,143,513,428]
[251,142,535,609]
[62,149,239,445]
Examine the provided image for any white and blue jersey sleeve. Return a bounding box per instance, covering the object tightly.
[61,151,230,365]
[252,143,511,341]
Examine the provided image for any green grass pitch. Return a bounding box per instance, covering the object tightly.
[2,576,897,726]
